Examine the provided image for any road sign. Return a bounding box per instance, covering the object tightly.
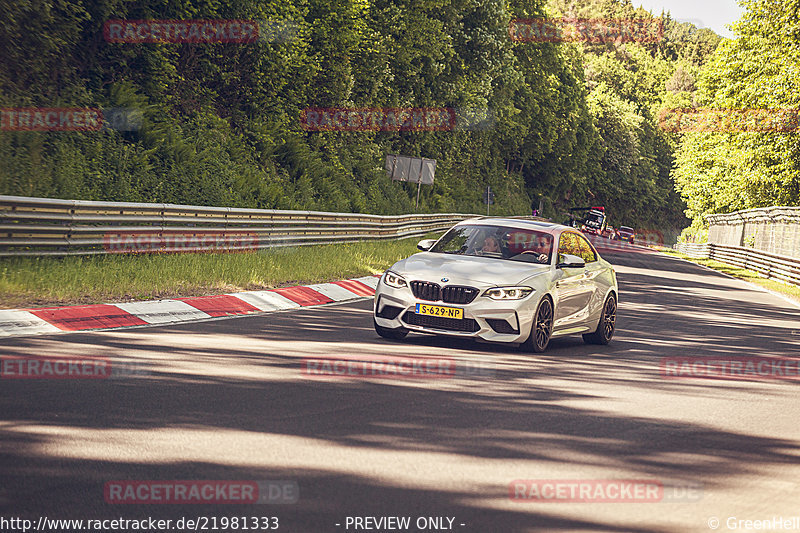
[385,154,437,210]
[385,154,436,184]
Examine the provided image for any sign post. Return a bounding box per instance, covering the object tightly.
[482,186,494,215]
[385,154,437,211]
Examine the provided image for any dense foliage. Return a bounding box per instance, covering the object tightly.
[668,0,800,239]
[0,0,722,232]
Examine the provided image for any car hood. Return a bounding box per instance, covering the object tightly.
[391,252,549,286]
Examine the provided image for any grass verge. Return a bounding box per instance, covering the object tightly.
[661,249,800,305]
[0,235,441,309]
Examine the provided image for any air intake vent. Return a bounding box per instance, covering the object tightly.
[486,318,519,334]
[402,311,480,332]
[376,304,403,319]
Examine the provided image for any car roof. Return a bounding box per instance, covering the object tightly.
[457,217,570,233]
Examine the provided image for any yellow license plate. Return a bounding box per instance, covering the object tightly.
[416,304,463,319]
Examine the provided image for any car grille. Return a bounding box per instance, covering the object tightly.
[410,281,440,301]
[441,285,478,304]
[410,281,478,304]
[402,311,480,332]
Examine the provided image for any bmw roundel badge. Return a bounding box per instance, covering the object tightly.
[441,277,449,282]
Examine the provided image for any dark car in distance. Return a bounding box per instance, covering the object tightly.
[616,226,635,244]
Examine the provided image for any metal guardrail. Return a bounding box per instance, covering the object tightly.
[706,206,800,260]
[0,195,481,256]
[673,242,710,258]
[674,242,800,287]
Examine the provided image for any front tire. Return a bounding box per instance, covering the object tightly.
[374,319,408,340]
[583,293,616,345]
[521,297,553,353]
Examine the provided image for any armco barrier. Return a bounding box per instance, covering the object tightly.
[706,206,800,259]
[674,242,800,287]
[673,242,710,259]
[679,205,800,287]
[0,195,481,257]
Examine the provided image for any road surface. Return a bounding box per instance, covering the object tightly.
[1,250,799,532]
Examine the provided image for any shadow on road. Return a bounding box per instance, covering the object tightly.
[1,250,798,531]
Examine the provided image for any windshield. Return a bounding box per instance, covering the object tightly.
[429,224,554,264]
[584,212,604,227]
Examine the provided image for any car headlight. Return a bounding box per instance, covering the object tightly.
[383,270,408,289]
[482,286,533,300]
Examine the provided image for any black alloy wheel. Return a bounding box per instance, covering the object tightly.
[583,293,616,345]
[521,297,553,353]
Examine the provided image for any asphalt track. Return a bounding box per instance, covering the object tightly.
[1,249,799,533]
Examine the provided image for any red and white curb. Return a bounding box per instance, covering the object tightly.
[0,276,380,338]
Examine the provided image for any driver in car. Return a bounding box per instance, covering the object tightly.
[522,235,552,263]
[479,236,501,255]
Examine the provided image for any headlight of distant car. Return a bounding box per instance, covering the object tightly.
[482,286,533,300]
[383,270,408,289]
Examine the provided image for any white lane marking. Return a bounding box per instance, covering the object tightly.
[0,310,62,336]
[352,275,380,289]
[230,291,301,312]
[306,283,364,302]
[115,299,213,325]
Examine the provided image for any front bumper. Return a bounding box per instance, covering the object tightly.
[374,282,537,344]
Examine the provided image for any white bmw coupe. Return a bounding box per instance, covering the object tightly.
[373,218,618,352]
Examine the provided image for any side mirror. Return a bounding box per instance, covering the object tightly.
[556,254,585,269]
[417,239,437,251]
